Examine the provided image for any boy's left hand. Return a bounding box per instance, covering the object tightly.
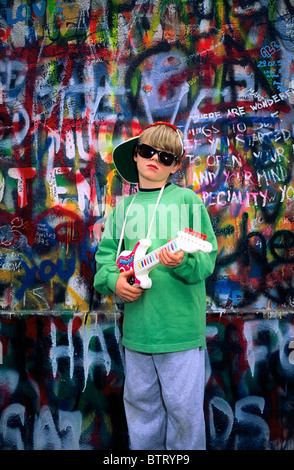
[159,247,184,267]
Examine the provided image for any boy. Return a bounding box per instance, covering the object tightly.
[94,122,218,450]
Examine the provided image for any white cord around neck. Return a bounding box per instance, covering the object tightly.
[116,185,165,260]
[116,192,137,261]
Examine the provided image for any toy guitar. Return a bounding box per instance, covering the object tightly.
[116,228,212,289]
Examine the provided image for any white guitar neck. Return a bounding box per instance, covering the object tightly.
[134,239,180,273]
[133,230,212,276]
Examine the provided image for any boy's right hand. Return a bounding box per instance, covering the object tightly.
[115,269,143,302]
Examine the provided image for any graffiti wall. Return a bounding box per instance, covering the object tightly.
[0,0,294,450]
[1,312,294,450]
[0,313,128,450]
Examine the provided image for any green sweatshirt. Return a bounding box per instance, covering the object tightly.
[94,183,218,353]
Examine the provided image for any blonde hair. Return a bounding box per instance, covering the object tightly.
[138,125,184,163]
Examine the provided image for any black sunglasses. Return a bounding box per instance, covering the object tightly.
[137,143,178,167]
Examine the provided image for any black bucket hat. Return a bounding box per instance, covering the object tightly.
[112,121,184,184]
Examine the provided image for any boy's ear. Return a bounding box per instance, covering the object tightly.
[133,147,138,162]
[170,161,181,175]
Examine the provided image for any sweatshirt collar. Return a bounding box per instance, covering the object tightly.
[138,182,171,192]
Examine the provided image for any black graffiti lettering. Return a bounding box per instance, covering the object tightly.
[269,230,294,262]
[210,212,294,308]
[215,212,294,268]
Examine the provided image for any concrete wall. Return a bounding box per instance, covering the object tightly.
[0,0,294,450]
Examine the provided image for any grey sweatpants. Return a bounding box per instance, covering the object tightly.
[123,347,206,450]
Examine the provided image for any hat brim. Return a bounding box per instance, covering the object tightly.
[112,136,139,184]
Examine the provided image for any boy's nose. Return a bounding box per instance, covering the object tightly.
[150,152,159,161]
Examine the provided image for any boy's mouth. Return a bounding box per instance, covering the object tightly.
[147,164,159,170]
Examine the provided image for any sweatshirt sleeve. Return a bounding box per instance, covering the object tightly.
[93,207,121,295]
[171,197,218,284]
